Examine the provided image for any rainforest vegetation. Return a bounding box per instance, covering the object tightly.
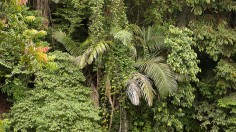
[0,0,236,131]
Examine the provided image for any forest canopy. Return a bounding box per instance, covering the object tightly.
[0,0,236,131]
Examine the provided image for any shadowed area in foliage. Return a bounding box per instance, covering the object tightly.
[0,92,10,119]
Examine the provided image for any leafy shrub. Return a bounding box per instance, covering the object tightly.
[7,52,101,132]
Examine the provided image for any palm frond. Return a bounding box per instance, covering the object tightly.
[129,24,146,47]
[52,31,80,56]
[133,73,156,106]
[113,29,137,57]
[87,41,110,64]
[130,25,167,58]
[126,80,141,106]
[135,57,178,97]
[113,30,133,46]
[75,40,112,69]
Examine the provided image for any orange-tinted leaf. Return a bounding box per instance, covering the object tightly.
[38,53,48,62]
[36,46,50,53]
[16,0,28,5]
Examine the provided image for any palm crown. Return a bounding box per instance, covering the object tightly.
[52,25,178,106]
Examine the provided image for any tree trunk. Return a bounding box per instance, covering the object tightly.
[29,0,50,28]
[90,83,100,108]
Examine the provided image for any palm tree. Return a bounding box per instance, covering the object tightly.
[52,25,178,107]
[52,31,112,69]
[126,25,178,106]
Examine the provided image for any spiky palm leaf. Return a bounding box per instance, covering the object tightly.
[135,57,178,97]
[130,25,166,57]
[53,31,113,69]
[145,26,166,53]
[52,31,80,56]
[125,25,178,106]
[130,25,178,97]
[126,73,156,106]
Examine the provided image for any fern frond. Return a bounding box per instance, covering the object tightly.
[135,57,178,97]
[52,31,80,56]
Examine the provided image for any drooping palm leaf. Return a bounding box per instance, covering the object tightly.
[126,80,141,106]
[135,57,178,97]
[133,73,156,106]
[53,31,113,69]
[75,40,112,69]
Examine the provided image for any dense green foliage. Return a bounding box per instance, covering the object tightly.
[0,0,56,101]
[7,52,101,132]
[0,0,236,131]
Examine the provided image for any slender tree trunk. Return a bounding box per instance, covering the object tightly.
[119,107,128,132]
[90,83,100,108]
[29,0,50,28]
